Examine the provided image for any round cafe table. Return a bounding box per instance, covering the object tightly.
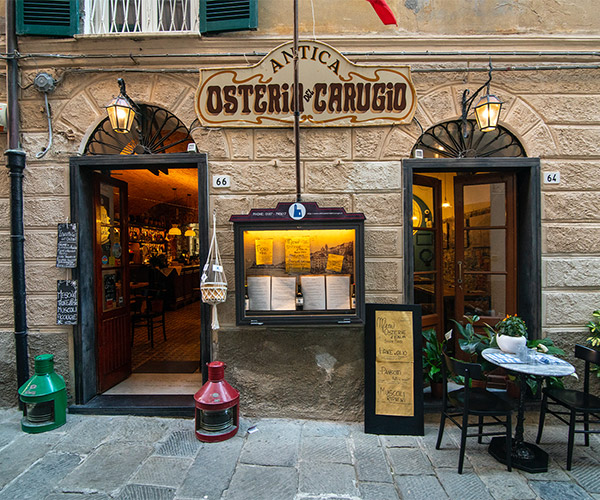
[481,347,575,473]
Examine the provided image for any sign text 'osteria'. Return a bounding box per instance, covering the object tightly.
[195,40,417,127]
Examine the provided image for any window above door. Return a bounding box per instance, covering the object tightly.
[84,105,194,156]
[412,119,526,159]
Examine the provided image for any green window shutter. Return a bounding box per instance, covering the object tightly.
[16,0,79,36]
[200,0,258,34]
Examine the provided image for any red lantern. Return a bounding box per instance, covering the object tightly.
[194,361,239,442]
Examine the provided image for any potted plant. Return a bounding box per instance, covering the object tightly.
[490,314,528,354]
[450,314,496,386]
[586,309,600,348]
[450,315,494,362]
[585,309,600,380]
[422,329,444,398]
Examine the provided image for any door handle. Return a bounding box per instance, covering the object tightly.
[457,261,463,285]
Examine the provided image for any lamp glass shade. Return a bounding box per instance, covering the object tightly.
[106,95,136,133]
[168,226,182,236]
[184,228,196,237]
[474,94,502,132]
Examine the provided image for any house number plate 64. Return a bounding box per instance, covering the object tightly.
[543,172,560,184]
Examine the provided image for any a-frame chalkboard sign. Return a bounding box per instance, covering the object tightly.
[364,303,423,436]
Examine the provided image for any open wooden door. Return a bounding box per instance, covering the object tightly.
[94,174,131,392]
[413,174,443,334]
[454,172,517,331]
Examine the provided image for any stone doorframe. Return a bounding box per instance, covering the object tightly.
[69,153,210,404]
[402,157,542,338]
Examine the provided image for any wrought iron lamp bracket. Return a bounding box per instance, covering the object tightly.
[460,62,494,139]
[117,78,140,113]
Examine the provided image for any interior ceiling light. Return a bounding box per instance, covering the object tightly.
[442,174,452,208]
[168,225,182,236]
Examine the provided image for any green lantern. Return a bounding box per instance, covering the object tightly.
[18,354,67,433]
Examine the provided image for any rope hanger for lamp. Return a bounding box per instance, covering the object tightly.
[201,211,227,329]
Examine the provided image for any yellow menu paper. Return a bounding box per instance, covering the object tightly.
[255,239,273,266]
[285,236,311,273]
[326,253,344,273]
[375,311,414,363]
[375,361,414,416]
[375,310,414,416]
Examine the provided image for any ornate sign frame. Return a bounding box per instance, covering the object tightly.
[196,40,417,128]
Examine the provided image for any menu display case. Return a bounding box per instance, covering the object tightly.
[230,202,365,325]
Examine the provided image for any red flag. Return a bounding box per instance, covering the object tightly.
[365,0,397,25]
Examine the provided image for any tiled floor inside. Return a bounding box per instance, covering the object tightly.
[105,301,202,396]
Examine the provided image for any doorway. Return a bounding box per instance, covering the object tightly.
[70,153,210,407]
[404,158,542,342]
[100,167,204,396]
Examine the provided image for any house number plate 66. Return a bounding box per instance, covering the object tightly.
[212,175,231,188]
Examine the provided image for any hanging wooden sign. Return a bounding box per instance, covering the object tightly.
[196,40,417,128]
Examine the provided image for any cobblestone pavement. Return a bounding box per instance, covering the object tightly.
[1,408,599,499]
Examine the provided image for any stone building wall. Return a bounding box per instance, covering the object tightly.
[0,23,599,411]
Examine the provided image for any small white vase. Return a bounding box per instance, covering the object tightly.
[496,334,527,354]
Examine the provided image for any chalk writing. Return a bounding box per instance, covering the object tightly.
[56,223,78,268]
[57,280,78,325]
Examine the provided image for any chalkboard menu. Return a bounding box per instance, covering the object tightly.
[56,280,78,325]
[104,273,116,303]
[56,223,78,268]
[365,304,423,436]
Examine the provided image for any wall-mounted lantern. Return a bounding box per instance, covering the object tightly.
[461,60,503,138]
[106,78,137,134]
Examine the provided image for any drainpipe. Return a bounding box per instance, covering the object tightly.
[5,1,29,392]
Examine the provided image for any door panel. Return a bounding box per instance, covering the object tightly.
[94,175,131,393]
[413,174,443,334]
[97,314,130,390]
[454,173,517,330]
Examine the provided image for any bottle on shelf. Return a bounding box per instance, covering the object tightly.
[296,281,304,311]
[351,283,356,309]
[244,284,250,311]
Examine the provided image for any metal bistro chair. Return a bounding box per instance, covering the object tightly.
[436,350,513,474]
[536,344,600,470]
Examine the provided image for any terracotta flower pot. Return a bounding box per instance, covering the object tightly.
[430,381,443,399]
[496,334,527,354]
[470,379,487,389]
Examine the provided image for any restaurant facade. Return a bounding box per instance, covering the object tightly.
[1,0,599,421]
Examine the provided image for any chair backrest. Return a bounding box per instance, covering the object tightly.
[131,297,144,314]
[575,344,600,395]
[441,350,484,407]
[445,353,484,382]
[575,344,600,364]
[147,293,165,314]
